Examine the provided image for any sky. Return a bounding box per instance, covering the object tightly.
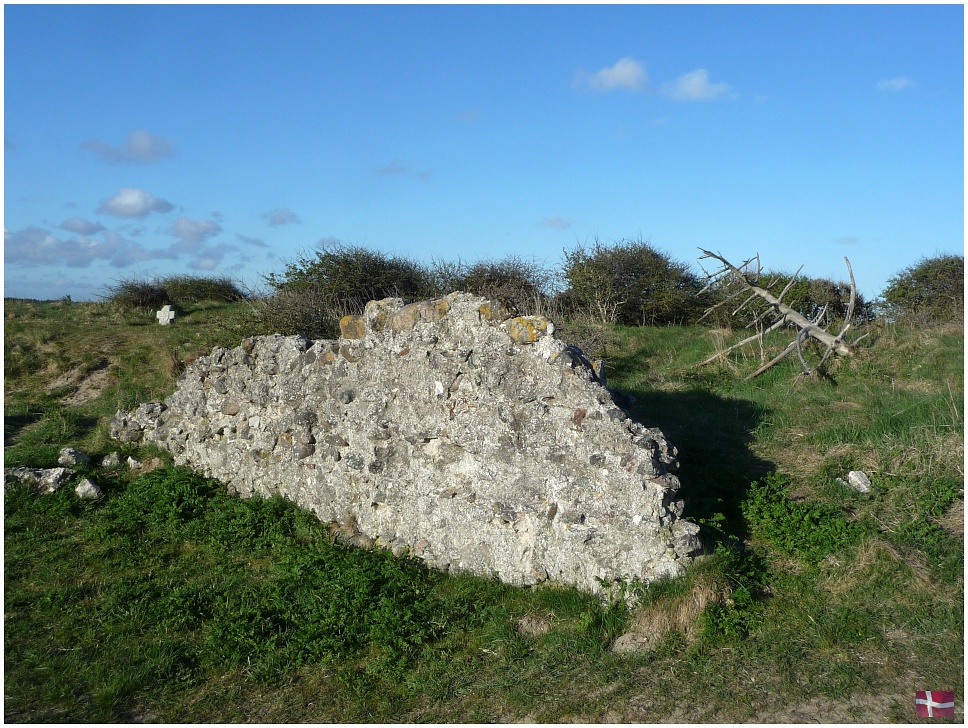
[3,3,964,302]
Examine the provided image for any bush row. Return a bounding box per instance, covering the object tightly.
[102,275,247,312]
[254,239,910,343]
[101,244,963,344]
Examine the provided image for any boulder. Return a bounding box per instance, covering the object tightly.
[111,292,701,596]
[75,477,103,499]
[58,447,90,466]
[4,467,73,494]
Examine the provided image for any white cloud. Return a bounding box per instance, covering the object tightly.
[833,236,861,245]
[576,57,648,92]
[81,130,175,164]
[97,188,174,218]
[59,217,105,235]
[543,216,572,231]
[4,226,169,268]
[877,76,915,92]
[169,216,222,244]
[667,69,733,101]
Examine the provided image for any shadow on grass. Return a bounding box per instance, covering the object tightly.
[618,385,775,548]
[4,409,44,447]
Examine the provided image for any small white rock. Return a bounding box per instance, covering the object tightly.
[847,470,871,493]
[126,456,142,469]
[58,447,90,466]
[75,478,103,499]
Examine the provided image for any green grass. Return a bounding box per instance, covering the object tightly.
[4,299,963,722]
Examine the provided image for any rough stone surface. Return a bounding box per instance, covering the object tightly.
[5,467,73,494]
[58,447,90,466]
[847,470,871,493]
[110,292,701,596]
[75,477,103,499]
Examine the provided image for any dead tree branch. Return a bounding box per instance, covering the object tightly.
[697,250,860,379]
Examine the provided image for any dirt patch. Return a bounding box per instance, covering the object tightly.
[937,499,964,538]
[46,359,114,406]
[830,400,863,412]
[612,574,728,654]
[602,689,945,723]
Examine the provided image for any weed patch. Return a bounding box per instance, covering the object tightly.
[742,472,875,563]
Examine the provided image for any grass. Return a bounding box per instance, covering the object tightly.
[4,298,963,722]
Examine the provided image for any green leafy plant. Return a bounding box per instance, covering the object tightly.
[741,472,875,563]
[878,253,964,324]
[562,237,709,326]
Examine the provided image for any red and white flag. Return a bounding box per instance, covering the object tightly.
[915,690,955,718]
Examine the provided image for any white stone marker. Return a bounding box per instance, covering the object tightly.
[156,305,176,325]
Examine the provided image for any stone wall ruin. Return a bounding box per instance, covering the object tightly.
[111,292,701,596]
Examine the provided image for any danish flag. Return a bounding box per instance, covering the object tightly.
[915,690,955,718]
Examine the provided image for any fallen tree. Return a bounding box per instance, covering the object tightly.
[696,250,865,379]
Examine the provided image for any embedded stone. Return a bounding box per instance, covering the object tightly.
[503,315,554,344]
[339,314,366,340]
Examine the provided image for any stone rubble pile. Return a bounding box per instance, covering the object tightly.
[110,292,702,596]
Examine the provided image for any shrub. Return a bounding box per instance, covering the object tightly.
[428,255,555,314]
[160,275,246,305]
[101,277,169,312]
[265,241,432,302]
[878,253,964,324]
[260,242,435,339]
[562,238,708,326]
[249,284,344,340]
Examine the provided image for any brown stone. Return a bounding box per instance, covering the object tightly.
[339,314,366,340]
[390,298,451,333]
[505,316,553,344]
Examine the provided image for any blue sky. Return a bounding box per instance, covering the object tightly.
[4,3,964,302]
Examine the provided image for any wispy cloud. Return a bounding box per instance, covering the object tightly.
[666,69,733,101]
[876,76,915,92]
[265,208,301,227]
[575,57,648,92]
[833,235,861,245]
[542,215,572,231]
[169,216,222,244]
[81,130,175,164]
[237,233,267,247]
[97,188,174,218]
[187,243,236,271]
[59,217,105,235]
[377,160,409,176]
[377,160,432,181]
[458,109,480,122]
